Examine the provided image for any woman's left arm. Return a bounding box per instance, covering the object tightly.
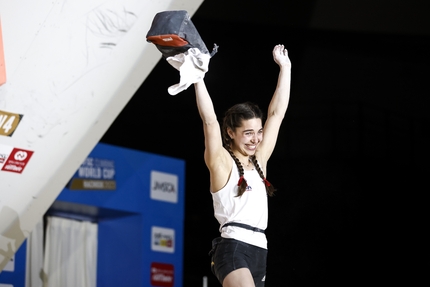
[258,44,292,164]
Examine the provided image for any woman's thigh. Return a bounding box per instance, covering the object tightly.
[223,267,255,287]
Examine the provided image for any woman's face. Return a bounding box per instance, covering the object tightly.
[228,118,263,156]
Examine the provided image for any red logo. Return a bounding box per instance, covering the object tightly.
[150,262,174,287]
[1,148,34,173]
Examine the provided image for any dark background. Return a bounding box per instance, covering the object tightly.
[101,1,430,286]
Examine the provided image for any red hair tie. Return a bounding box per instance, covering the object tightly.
[263,178,271,187]
[237,176,245,186]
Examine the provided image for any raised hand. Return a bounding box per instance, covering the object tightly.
[273,44,291,68]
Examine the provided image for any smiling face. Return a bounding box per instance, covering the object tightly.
[228,118,263,157]
[221,102,265,158]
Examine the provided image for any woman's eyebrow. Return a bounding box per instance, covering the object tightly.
[242,128,263,133]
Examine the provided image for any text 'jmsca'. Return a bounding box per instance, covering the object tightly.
[151,170,178,203]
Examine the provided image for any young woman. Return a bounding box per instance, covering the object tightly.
[195,44,291,287]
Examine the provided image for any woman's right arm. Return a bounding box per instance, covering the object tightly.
[194,80,230,191]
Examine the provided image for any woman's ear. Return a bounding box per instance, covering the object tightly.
[227,128,234,140]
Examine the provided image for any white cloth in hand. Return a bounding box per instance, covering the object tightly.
[166,48,210,95]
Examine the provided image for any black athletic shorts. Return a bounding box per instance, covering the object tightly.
[209,237,267,287]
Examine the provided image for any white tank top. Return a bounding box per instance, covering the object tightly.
[211,158,268,249]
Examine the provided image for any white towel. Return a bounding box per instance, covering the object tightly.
[166,48,210,95]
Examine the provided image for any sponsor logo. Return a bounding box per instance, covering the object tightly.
[0,110,24,137]
[150,262,174,287]
[14,150,28,161]
[150,171,178,203]
[0,146,34,174]
[151,226,175,253]
[68,157,116,190]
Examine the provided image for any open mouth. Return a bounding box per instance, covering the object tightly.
[246,144,256,151]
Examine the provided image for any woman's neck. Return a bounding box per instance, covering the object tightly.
[235,154,253,169]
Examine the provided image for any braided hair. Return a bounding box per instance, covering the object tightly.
[222,102,276,197]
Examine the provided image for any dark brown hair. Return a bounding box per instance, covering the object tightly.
[221,102,276,197]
